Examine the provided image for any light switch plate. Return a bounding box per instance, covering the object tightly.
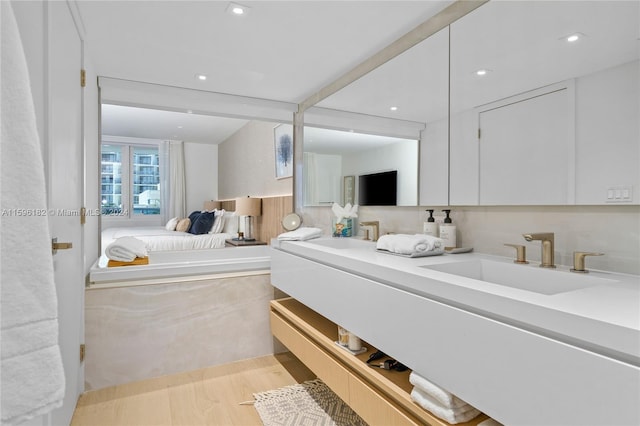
[605,186,633,203]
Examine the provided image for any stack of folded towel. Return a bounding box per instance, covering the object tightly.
[409,372,481,424]
[376,234,443,258]
[277,227,323,241]
[105,236,148,262]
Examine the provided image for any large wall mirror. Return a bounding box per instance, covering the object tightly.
[450,1,639,205]
[297,1,638,209]
[302,26,450,207]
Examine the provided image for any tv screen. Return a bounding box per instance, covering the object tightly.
[358,170,397,206]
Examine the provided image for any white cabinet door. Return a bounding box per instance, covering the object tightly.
[478,84,574,205]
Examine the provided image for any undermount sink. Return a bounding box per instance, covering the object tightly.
[421,259,614,295]
[305,238,376,250]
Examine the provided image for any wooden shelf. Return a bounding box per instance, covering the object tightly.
[270,297,490,426]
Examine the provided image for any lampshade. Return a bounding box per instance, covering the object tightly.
[235,197,261,217]
[203,200,221,211]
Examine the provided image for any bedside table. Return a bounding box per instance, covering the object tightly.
[225,239,267,247]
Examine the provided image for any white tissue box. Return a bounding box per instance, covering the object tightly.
[332,218,353,237]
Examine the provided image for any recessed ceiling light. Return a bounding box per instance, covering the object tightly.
[390,106,398,111]
[475,69,490,76]
[186,110,193,114]
[177,126,183,129]
[226,2,250,16]
[562,33,584,43]
[195,74,207,81]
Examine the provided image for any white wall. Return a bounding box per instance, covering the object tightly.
[218,120,293,199]
[184,142,218,213]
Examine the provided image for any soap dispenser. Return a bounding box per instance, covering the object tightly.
[439,209,457,249]
[423,209,438,237]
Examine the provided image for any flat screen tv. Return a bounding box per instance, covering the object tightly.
[358,170,397,206]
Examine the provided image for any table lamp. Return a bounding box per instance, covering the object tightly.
[235,196,261,241]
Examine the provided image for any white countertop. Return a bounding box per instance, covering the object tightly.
[272,237,640,366]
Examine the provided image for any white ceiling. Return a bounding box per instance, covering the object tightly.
[100,104,249,144]
[78,1,454,144]
[81,1,639,144]
[318,0,640,121]
[78,1,452,103]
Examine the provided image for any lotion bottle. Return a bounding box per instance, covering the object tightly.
[439,209,457,249]
[423,209,438,237]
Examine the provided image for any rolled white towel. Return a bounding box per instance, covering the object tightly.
[409,372,468,409]
[411,387,481,424]
[376,233,442,255]
[105,236,148,262]
[277,227,323,241]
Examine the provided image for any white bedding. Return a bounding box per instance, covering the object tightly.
[102,226,232,252]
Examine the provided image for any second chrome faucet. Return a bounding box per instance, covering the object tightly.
[523,232,555,268]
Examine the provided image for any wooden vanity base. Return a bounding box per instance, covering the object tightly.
[270,297,490,426]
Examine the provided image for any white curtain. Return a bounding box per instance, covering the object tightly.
[303,152,319,206]
[160,140,186,223]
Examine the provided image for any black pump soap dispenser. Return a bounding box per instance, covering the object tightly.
[423,209,438,236]
[439,209,457,249]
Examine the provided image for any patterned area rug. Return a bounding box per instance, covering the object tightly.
[253,379,368,426]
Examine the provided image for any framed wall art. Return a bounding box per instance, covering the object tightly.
[274,124,293,179]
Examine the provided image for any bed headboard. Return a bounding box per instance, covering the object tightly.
[211,195,293,244]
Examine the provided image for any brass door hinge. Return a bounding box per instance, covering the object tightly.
[80,207,86,225]
[80,69,86,87]
[80,344,85,362]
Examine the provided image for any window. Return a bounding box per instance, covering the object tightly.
[101,144,161,216]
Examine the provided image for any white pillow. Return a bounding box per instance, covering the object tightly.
[209,209,226,234]
[222,211,238,235]
[165,217,179,231]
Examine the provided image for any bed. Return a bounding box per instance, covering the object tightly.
[101,226,233,252]
[101,210,239,253]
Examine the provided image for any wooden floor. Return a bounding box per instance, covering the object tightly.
[71,353,316,426]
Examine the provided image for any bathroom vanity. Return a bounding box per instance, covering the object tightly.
[270,238,640,425]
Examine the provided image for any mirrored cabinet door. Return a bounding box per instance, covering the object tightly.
[449,1,639,205]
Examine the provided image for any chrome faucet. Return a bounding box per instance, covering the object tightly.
[360,221,380,242]
[522,232,555,268]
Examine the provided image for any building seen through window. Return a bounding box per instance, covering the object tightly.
[101,144,160,216]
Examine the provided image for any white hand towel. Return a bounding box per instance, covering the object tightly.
[277,227,323,241]
[376,233,443,255]
[411,388,481,424]
[1,2,65,423]
[409,372,468,409]
[105,236,149,262]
